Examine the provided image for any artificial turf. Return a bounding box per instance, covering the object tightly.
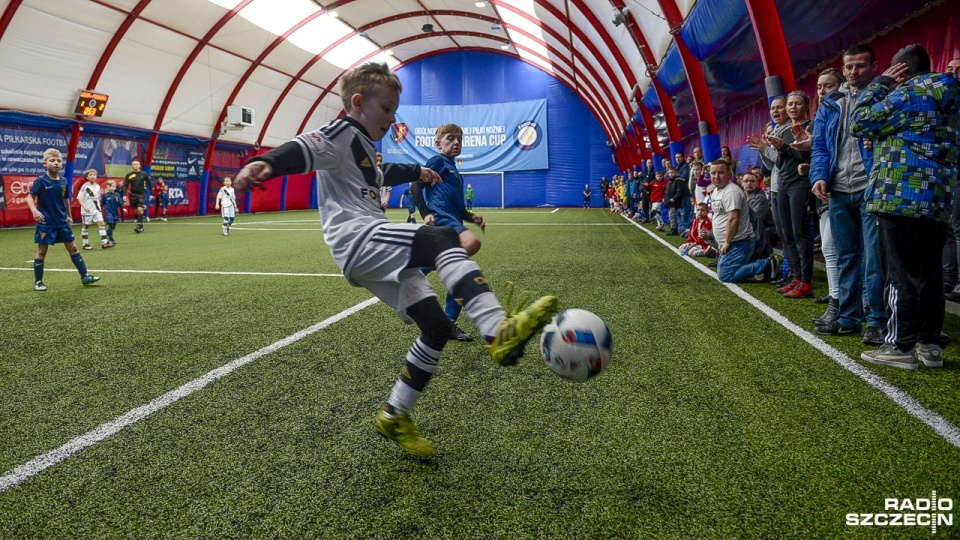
[0,209,957,538]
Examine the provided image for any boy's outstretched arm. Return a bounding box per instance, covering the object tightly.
[233,161,274,192]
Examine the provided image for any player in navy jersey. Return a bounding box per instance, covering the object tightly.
[25,148,100,291]
[398,182,417,223]
[101,179,123,244]
[412,123,486,342]
[232,62,558,458]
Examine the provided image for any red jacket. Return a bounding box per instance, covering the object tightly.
[686,216,713,249]
[650,179,667,203]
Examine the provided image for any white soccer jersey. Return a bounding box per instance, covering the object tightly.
[290,118,421,279]
[217,186,236,208]
[77,182,102,215]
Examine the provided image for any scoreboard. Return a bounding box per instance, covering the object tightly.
[73,90,108,117]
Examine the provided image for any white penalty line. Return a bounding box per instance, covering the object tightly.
[0,297,380,494]
[623,215,960,450]
[2,267,342,278]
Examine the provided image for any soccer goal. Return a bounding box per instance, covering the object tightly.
[462,172,504,209]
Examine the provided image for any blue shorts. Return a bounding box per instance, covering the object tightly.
[433,212,466,235]
[35,224,75,245]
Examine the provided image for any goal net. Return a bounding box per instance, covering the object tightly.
[461,172,504,209]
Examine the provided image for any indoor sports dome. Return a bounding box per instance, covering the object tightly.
[0,0,955,226]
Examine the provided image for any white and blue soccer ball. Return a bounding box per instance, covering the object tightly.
[540,309,613,382]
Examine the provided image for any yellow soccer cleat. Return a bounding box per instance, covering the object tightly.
[375,408,436,458]
[487,282,559,366]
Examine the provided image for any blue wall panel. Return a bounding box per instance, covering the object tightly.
[394,51,617,207]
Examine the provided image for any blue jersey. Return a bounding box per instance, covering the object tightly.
[423,154,467,230]
[29,174,70,227]
[402,188,416,211]
[102,191,123,222]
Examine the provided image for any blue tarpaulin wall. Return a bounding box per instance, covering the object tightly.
[391,50,616,208]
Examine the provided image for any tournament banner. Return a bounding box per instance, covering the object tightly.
[381,99,548,171]
[0,127,103,175]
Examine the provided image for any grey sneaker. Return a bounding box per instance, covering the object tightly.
[862,326,884,346]
[81,275,100,285]
[915,343,943,368]
[861,344,917,370]
[33,281,47,292]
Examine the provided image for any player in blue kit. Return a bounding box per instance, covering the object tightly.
[25,148,100,291]
[412,123,486,342]
[398,182,417,223]
[101,179,123,245]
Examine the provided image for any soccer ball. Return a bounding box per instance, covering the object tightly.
[540,309,612,382]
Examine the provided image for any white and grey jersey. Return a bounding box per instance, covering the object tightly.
[275,117,422,277]
[78,183,102,214]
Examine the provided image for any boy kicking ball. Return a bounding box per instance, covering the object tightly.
[25,148,100,291]
[233,62,558,458]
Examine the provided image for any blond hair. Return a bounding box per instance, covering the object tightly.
[435,123,463,144]
[43,148,62,161]
[340,62,402,112]
[84,169,97,177]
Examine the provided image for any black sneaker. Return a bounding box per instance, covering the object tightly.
[815,321,862,336]
[862,326,884,346]
[450,324,474,342]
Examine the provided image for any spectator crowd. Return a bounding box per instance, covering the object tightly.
[597,44,959,371]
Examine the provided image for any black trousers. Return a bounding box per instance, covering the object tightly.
[777,183,814,282]
[877,214,947,350]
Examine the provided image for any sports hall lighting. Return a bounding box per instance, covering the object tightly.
[498,0,550,66]
[217,0,389,70]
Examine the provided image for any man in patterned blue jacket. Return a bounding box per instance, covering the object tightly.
[850,44,960,370]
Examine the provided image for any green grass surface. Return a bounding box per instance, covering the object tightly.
[0,209,958,538]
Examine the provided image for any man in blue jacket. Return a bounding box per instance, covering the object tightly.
[850,44,960,370]
[810,44,886,345]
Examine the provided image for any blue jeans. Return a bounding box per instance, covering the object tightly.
[679,197,694,232]
[718,237,768,283]
[829,190,887,329]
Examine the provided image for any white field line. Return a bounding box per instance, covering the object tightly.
[551,208,560,214]
[0,297,380,494]
[623,215,960,450]
[1,267,342,278]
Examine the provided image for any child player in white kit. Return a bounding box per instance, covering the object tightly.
[215,176,237,235]
[77,169,114,249]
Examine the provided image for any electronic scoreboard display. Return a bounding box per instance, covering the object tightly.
[74,90,108,117]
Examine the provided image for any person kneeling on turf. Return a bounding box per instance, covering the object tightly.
[707,159,779,283]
